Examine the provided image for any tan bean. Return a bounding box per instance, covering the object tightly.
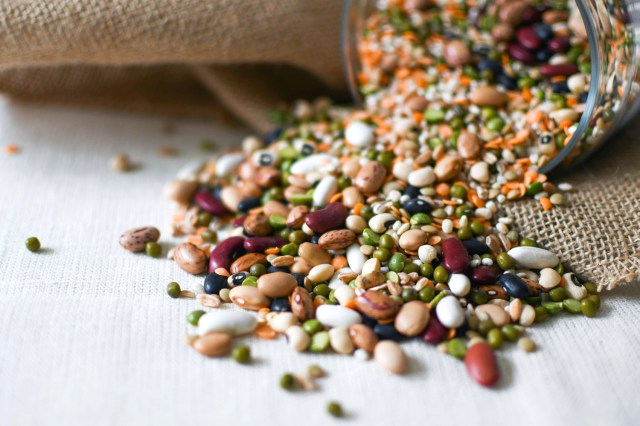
[192,332,232,357]
[164,180,198,205]
[257,272,298,297]
[395,301,431,337]
[354,161,387,194]
[434,156,463,182]
[298,242,332,267]
[374,341,408,375]
[348,324,379,353]
[229,286,271,310]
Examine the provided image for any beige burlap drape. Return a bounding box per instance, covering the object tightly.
[0,0,637,288]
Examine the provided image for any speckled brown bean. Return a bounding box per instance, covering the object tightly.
[318,229,356,250]
[230,253,267,274]
[286,205,309,228]
[298,242,332,267]
[291,287,315,321]
[354,161,387,194]
[355,291,400,321]
[444,40,471,67]
[469,87,508,107]
[192,332,233,357]
[229,286,271,310]
[243,214,272,236]
[263,201,290,218]
[237,181,262,199]
[164,180,199,205]
[492,23,514,41]
[434,156,463,181]
[406,94,428,112]
[456,131,482,160]
[119,226,160,252]
[257,272,298,297]
[499,1,528,26]
[254,167,281,188]
[173,242,208,275]
[348,324,379,353]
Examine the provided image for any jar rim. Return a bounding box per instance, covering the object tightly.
[339,0,606,175]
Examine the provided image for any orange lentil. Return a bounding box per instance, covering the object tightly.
[353,203,364,216]
[214,268,230,277]
[540,197,552,211]
[187,235,204,246]
[428,236,442,245]
[265,247,280,255]
[436,183,450,196]
[331,256,348,270]
[329,193,343,203]
[255,324,277,340]
[4,144,21,154]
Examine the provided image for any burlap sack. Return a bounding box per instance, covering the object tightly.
[0,0,637,289]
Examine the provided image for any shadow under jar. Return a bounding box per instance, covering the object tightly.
[342,0,640,173]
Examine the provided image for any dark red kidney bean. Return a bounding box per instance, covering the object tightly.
[208,236,244,272]
[469,265,503,286]
[521,7,542,24]
[516,27,541,50]
[422,316,449,345]
[232,216,246,227]
[548,37,570,53]
[508,44,536,65]
[465,342,500,387]
[539,63,579,77]
[194,192,228,216]
[498,273,532,298]
[304,202,349,233]
[243,237,287,252]
[442,237,469,273]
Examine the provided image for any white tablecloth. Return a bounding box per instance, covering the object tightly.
[1,98,638,426]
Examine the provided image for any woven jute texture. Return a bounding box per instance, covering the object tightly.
[0,0,346,132]
[504,130,640,290]
[0,0,637,289]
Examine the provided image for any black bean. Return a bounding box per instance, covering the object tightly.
[291,273,306,287]
[552,81,570,94]
[497,74,518,91]
[228,272,247,287]
[237,197,261,213]
[463,239,491,256]
[477,59,503,76]
[270,297,292,312]
[498,273,532,298]
[534,23,554,41]
[264,127,283,145]
[402,198,433,215]
[403,185,421,198]
[267,266,290,273]
[204,273,228,295]
[373,323,405,342]
[535,48,553,63]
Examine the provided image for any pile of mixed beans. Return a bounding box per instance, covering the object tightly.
[119,0,602,394]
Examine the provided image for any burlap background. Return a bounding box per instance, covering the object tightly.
[0,0,637,289]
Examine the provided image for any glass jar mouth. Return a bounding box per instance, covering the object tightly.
[339,0,605,175]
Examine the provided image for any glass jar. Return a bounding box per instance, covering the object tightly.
[341,0,639,173]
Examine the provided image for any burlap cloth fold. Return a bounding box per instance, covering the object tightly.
[0,0,637,289]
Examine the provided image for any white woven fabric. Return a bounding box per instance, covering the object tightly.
[0,98,638,426]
